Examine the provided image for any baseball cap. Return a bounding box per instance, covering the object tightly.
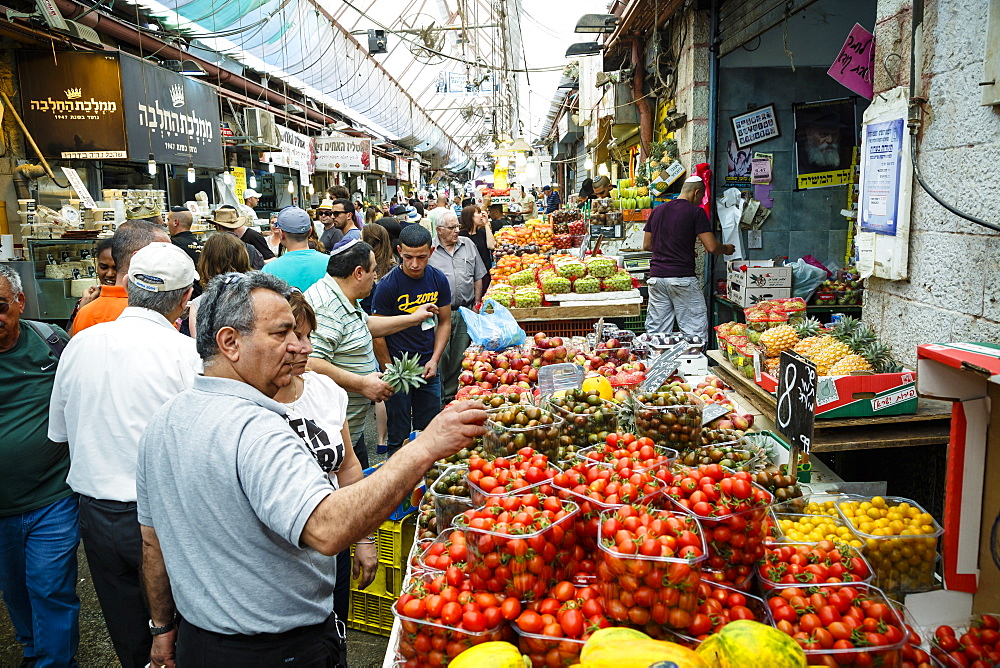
[406,205,420,222]
[274,206,312,234]
[127,242,198,292]
[243,189,261,199]
[390,204,408,216]
[542,185,551,191]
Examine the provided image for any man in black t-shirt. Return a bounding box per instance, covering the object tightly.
[642,176,733,342]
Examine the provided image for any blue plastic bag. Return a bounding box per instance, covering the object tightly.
[459,299,525,351]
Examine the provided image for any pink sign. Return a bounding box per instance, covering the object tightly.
[828,23,875,100]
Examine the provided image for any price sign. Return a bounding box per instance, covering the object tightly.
[776,351,817,455]
[61,167,97,209]
[702,403,730,426]
[641,341,689,392]
[538,363,584,396]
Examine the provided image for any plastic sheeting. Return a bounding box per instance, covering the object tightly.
[142,0,479,171]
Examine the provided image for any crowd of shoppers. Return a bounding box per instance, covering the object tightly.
[1,198,489,667]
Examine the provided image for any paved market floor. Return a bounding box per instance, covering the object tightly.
[0,410,392,667]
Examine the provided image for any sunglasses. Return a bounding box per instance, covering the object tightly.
[0,299,14,315]
[317,210,333,216]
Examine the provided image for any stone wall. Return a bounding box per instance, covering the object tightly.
[674,8,711,168]
[864,0,1000,365]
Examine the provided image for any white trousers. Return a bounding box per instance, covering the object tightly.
[645,276,709,343]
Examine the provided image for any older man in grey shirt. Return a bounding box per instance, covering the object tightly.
[135,271,487,667]
[428,211,486,404]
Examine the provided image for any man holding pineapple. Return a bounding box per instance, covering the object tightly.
[643,176,734,343]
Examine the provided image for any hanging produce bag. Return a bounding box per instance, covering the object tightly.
[459,299,526,351]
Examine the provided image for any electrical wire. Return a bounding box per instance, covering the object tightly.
[337,0,566,73]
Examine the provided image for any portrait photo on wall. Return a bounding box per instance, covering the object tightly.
[793,97,858,190]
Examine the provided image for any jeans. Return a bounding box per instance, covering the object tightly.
[439,313,471,405]
[386,374,441,456]
[645,276,709,343]
[77,497,150,668]
[0,494,80,668]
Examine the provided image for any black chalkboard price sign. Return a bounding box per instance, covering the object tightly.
[776,350,817,457]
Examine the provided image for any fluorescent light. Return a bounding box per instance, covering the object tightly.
[187,163,195,183]
[287,180,295,194]
[147,154,156,176]
[584,156,593,171]
[248,174,257,188]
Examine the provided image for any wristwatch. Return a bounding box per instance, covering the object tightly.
[149,615,177,636]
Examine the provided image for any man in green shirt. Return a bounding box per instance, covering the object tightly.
[0,264,79,667]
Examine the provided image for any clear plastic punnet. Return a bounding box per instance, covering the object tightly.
[595,505,708,638]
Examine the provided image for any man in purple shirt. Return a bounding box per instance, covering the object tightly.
[642,176,733,343]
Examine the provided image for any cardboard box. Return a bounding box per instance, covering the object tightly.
[728,260,793,289]
[756,370,918,418]
[916,342,1000,610]
[727,284,792,307]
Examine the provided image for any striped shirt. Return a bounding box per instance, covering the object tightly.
[303,275,377,444]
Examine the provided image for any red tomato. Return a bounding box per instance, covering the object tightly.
[517,610,544,633]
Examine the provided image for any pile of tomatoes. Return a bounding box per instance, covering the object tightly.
[664,464,772,587]
[758,541,873,590]
[396,570,515,666]
[513,582,610,667]
[466,448,560,504]
[577,433,677,473]
[419,529,469,573]
[452,492,579,601]
[594,504,706,636]
[766,584,907,665]
[931,614,1000,668]
[670,581,766,646]
[552,462,664,551]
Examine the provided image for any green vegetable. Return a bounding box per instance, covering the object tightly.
[383,352,428,393]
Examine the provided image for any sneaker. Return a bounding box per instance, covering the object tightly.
[376,443,388,454]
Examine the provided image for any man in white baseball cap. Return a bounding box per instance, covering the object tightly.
[238,188,262,226]
[48,241,202,668]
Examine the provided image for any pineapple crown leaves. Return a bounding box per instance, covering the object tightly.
[383,352,428,393]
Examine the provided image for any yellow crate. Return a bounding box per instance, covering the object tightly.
[347,590,395,636]
[375,517,415,567]
[350,561,402,598]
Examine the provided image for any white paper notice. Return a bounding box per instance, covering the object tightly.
[61,168,96,209]
[717,188,745,261]
[856,231,876,278]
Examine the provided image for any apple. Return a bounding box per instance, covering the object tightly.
[510,357,525,371]
[473,370,486,382]
[549,336,563,347]
[484,372,498,384]
[542,349,557,363]
[461,359,473,370]
[554,345,567,360]
[459,371,475,385]
[614,389,631,403]
[527,368,538,382]
[534,332,547,343]
[715,419,735,430]
[732,415,750,431]
[517,373,529,382]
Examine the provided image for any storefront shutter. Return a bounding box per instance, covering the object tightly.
[717,0,820,57]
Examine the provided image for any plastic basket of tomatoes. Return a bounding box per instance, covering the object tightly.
[394,571,515,667]
[574,433,678,474]
[466,448,561,506]
[451,492,579,602]
[757,541,874,591]
[631,390,704,451]
[483,406,566,460]
[663,464,774,588]
[765,582,908,667]
[417,528,470,574]
[551,460,666,553]
[511,581,608,667]
[667,580,769,648]
[430,465,474,534]
[929,614,1000,668]
[833,495,944,597]
[595,504,707,638]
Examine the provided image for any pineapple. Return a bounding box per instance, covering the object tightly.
[793,317,823,340]
[847,326,877,354]
[793,336,824,357]
[811,336,852,375]
[831,316,863,344]
[759,324,799,358]
[862,341,903,374]
[829,354,874,375]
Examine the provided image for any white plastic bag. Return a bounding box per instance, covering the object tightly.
[788,258,827,300]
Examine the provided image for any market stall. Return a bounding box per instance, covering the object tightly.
[344,305,988,668]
